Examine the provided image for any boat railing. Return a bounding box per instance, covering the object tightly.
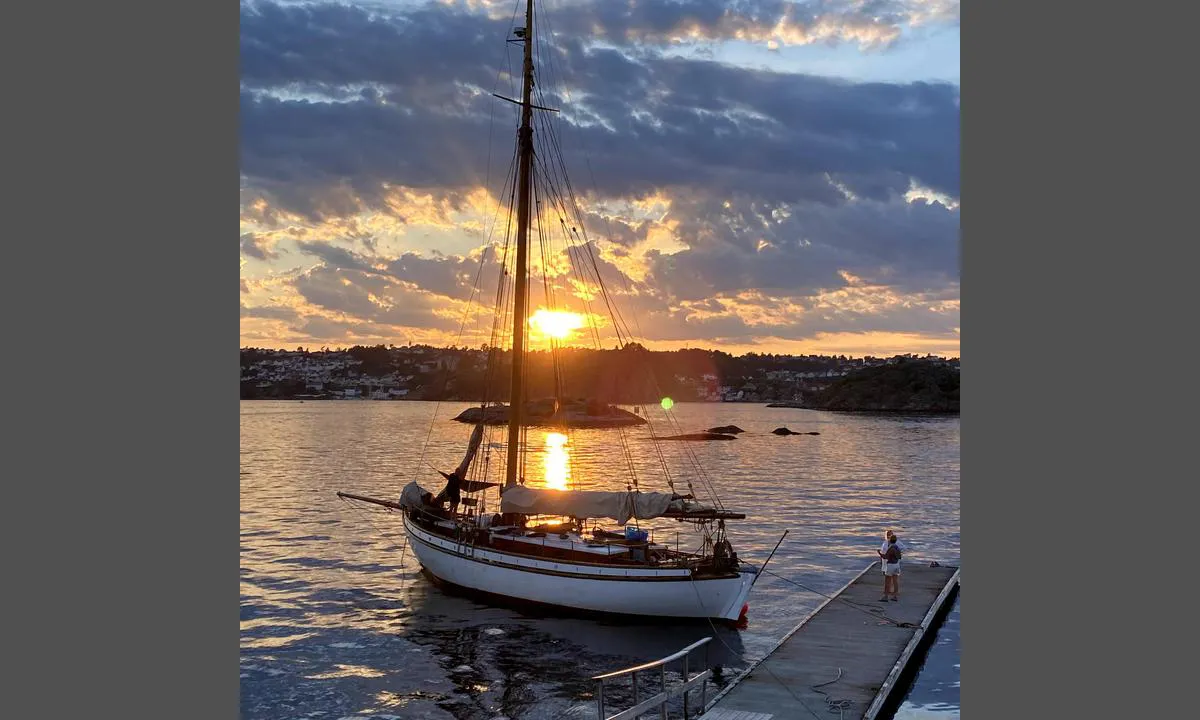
[591,636,712,720]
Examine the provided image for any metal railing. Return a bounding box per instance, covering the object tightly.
[591,636,712,720]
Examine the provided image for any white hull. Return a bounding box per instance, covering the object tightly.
[403,514,754,621]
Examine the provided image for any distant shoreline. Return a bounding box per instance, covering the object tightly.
[240,397,960,415]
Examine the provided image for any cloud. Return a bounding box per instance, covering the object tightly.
[293,240,378,273]
[239,1,960,354]
[290,260,466,333]
[645,191,959,300]
[240,232,280,261]
[240,303,300,322]
[240,2,959,220]
[546,0,960,50]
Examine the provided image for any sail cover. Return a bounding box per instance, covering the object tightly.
[399,481,433,509]
[499,486,675,525]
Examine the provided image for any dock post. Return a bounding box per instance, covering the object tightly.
[660,665,668,720]
[682,653,690,718]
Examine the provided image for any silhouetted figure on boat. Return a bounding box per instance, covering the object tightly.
[433,422,486,514]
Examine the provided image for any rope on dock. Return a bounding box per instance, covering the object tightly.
[811,667,853,719]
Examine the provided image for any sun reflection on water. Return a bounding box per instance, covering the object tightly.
[542,431,571,490]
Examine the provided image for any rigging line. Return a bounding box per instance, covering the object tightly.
[532,26,648,351]
[410,142,518,487]
[478,154,517,393]
[540,205,628,364]
[411,9,527,487]
[336,497,419,589]
[533,170,565,403]
[533,0,565,117]
[533,160,594,364]
[561,225,625,349]
[545,140,719,500]
[531,43,701,454]
[554,196,722,502]
[482,144,521,410]
[525,16,663,369]
[504,0,522,99]
[453,153,516,345]
[588,339,720,505]
[557,219,604,348]
[616,424,640,491]
[542,215,645,492]
[533,155,614,413]
[482,0,526,246]
[556,222,686,498]
[660,407,725,509]
[527,7,713,503]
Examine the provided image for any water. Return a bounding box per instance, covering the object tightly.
[241,400,960,719]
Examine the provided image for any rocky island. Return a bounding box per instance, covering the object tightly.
[453,398,648,428]
[802,360,960,413]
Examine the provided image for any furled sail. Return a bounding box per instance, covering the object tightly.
[499,486,676,525]
[454,422,485,477]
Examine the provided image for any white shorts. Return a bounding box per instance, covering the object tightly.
[882,562,901,576]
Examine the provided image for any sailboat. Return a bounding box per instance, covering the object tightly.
[337,0,756,623]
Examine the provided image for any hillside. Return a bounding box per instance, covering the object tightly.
[806,360,959,413]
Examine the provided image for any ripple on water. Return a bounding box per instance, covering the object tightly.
[242,400,958,720]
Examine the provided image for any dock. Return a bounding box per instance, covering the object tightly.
[699,561,960,720]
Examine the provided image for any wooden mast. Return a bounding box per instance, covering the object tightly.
[505,0,536,489]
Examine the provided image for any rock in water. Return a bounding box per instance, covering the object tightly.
[659,432,737,441]
[706,425,745,434]
[772,427,800,435]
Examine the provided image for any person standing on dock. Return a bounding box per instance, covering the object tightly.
[877,530,905,601]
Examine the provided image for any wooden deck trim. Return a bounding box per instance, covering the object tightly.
[861,567,961,720]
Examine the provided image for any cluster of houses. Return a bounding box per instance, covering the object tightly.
[240,346,958,402]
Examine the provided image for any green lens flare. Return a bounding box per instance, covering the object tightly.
[660,397,674,411]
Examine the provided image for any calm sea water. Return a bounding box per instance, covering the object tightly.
[241,400,960,719]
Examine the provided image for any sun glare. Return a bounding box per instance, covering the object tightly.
[529,309,585,341]
[542,432,571,490]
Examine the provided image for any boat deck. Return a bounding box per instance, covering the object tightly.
[495,529,643,556]
[699,561,960,720]
[418,515,700,566]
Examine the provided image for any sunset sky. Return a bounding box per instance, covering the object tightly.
[240,0,960,357]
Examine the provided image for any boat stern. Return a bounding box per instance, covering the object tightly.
[717,569,757,622]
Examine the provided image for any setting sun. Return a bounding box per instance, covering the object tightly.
[529,309,585,341]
